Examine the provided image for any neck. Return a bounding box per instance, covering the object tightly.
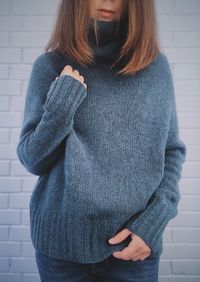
[88,17,127,65]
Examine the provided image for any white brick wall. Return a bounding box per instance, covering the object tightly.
[0,0,198,281]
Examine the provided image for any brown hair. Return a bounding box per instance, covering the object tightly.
[45,0,161,76]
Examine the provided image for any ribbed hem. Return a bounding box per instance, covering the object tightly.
[43,75,87,119]
[30,208,162,264]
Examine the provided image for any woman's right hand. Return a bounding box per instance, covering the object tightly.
[56,65,87,90]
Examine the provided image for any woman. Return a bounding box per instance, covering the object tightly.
[16,0,186,281]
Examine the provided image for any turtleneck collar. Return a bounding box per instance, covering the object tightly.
[87,17,127,65]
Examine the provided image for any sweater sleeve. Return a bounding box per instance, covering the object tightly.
[124,55,187,256]
[16,53,87,176]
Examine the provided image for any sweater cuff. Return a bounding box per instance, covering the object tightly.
[43,75,87,118]
[124,187,179,256]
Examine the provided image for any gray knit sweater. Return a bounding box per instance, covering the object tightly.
[16,19,187,263]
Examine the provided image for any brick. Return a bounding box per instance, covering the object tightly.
[174,32,200,47]
[182,162,200,178]
[0,274,21,282]
[21,210,30,225]
[178,195,200,211]
[0,145,18,160]
[0,178,21,193]
[0,161,9,175]
[159,277,200,282]
[0,48,21,63]
[172,228,200,243]
[21,178,37,192]
[11,258,38,273]
[0,65,9,79]
[175,80,200,95]
[12,161,32,177]
[174,0,200,14]
[159,15,200,32]
[159,31,174,47]
[165,48,200,63]
[179,113,200,128]
[9,194,31,209]
[0,242,21,256]
[10,64,31,80]
[0,226,9,240]
[13,0,59,15]
[0,0,10,15]
[22,242,35,256]
[23,48,43,63]
[11,32,50,47]
[0,210,20,224]
[0,81,21,96]
[0,194,8,208]
[0,33,9,46]
[11,96,25,112]
[181,131,200,145]
[0,130,10,144]
[172,260,200,275]
[0,16,21,31]
[173,15,200,31]
[22,274,40,282]
[0,258,9,271]
[23,15,54,31]
[176,97,200,112]
[11,226,31,241]
[174,64,200,80]
[180,178,200,194]
[156,0,174,14]
[163,244,200,259]
[158,259,171,275]
[0,113,21,127]
[11,129,20,144]
[170,212,200,227]
[0,96,9,111]
[0,0,199,280]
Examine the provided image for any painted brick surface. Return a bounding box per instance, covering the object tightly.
[0,0,198,281]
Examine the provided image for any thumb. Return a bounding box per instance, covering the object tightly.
[108,228,131,244]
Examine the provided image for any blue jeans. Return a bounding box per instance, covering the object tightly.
[35,250,160,282]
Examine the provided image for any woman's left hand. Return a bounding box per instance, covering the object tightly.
[108,228,152,261]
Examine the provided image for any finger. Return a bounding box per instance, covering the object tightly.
[113,246,135,261]
[124,240,146,261]
[130,234,150,254]
[61,65,73,76]
[73,69,80,76]
[79,75,84,84]
[64,65,73,71]
[142,252,151,260]
[139,258,145,261]
[131,254,144,261]
[131,249,151,261]
[109,228,131,244]
[139,255,148,261]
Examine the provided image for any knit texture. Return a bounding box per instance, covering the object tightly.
[16,18,187,263]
